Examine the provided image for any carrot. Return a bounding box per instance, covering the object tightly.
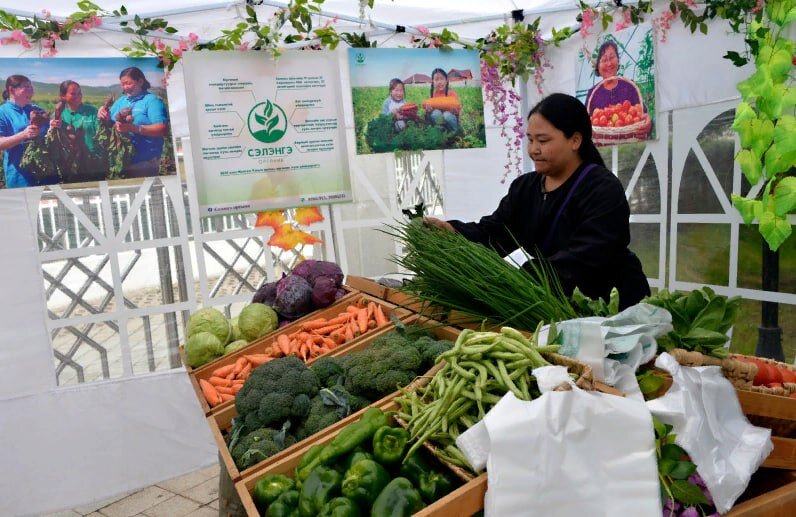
[326,313,353,325]
[344,324,354,342]
[375,305,388,327]
[199,379,222,407]
[315,345,331,355]
[231,379,246,385]
[244,354,272,367]
[346,305,360,314]
[367,320,377,329]
[208,376,232,387]
[367,301,377,320]
[238,362,252,380]
[322,337,337,349]
[212,364,235,378]
[219,393,235,402]
[215,385,235,395]
[314,323,344,335]
[299,342,309,362]
[330,330,345,344]
[357,308,368,334]
[277,334,291,357]
[231,384,244,394]
[349,321,361,337]
[232,357,247,377]
[302,318,329,331]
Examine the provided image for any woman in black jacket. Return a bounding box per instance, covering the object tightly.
[425,93,649,309]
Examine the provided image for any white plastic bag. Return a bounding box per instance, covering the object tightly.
[556,303,673,384]
[456,366,660,516]
[646,353,773,514]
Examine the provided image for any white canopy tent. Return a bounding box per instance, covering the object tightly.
[0,1,779,515]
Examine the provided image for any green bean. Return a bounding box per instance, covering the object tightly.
[497,360,524,398]
[501,326,532,346]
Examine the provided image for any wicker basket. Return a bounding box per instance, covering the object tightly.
[587,76,652,145]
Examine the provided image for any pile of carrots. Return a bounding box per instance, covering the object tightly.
[198,299,391,408]
[199,353,272,407]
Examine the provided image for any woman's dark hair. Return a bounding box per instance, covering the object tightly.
[429,68,448,97]
[594,40,620,76]
[59,80,80,98]
[3,75,31,101]
[119,66,151,91]
[388,78,404,92]
[528,93,606,168]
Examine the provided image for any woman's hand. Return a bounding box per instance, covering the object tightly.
[97,105,110,122]
[49,119,62,129]
[423,216,455,233]
[115,121,138,134]
[22,125,39,141]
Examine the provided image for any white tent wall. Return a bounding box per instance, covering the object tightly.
[0,1,791,515]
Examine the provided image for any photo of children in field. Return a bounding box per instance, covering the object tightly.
[0,57,175,189]
[349,48,486,154]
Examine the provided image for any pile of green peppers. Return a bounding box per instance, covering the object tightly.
[251,408,457,517]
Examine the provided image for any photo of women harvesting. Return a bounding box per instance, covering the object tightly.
[349,48,485,154]
[0,58,176,189]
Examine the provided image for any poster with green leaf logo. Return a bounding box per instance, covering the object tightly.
[182,50,351,216]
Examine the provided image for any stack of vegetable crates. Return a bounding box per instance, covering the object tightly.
[185,292,411,416]
[208,310,438,483]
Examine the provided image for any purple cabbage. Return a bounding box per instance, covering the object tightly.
[252,280,278,306]
[312,276,338,309]
[291,260,344,288]
[334,288,347,301]
[274,274,313,319]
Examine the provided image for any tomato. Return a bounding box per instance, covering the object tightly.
[779,368,796,383]
[611,113,619,122]
[598,115,608,125]
[632,115,641,123]
[751,360,772,386]
[593,108,603,118]
[623,100,631,110]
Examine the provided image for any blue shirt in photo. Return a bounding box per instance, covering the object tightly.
[0,101,49,188]
[110,92,168,164]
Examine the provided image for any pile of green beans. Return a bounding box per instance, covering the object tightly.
[396,326,564,470]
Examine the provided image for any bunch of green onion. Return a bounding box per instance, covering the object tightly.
[386,220,577,331]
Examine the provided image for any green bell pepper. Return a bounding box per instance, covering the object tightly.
[370,477,424,517]
[253,474,296,510]
[296,444,326,479]
[372,426,409,466]
[318,497,361,517]
[298,408,389,480]
[341,459,390,507]
[298,465,342,517]
[341,448,375,472]
[265,489,300,517]
[399,452,454,503]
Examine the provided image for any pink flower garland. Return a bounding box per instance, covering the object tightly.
[481,58,525,183]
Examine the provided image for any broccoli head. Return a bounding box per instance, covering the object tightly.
[230,427,297,470]
[411,336,453,368]
[311,356,345,387]
[236,356,320,429]
[294,386,371,440]
[342,344,423,400]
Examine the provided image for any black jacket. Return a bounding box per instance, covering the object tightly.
[449,163,650,309]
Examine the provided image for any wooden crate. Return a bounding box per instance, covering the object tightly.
[209,315,460,480]
[186,293,411,415]
[385,291,449,321]
[179,287,359,374]
[235,400,474,517]
[344,275,389,299]
[726,469,796,516]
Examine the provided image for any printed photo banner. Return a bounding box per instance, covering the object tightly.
[348,48,486,155]
[575,24,658,147]
[0,58,176,189]
[181,50,351,217]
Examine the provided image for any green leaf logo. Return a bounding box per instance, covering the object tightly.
[247,99,288,144]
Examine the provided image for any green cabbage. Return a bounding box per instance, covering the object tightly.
[224,339,249,355]
[186,307,232,344]
[238,303,278,342]
[185,332,225,367]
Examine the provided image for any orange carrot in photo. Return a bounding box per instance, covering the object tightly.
[375,305,388,327]
[199,379,222,407]
[212,364,235,378]
[357,308,368,334]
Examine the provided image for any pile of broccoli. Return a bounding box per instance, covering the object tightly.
[227,326,453,470]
